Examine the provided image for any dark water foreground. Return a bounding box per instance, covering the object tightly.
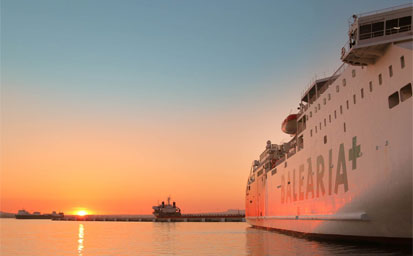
[0,219,411,255]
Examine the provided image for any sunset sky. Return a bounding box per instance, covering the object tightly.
[1,0,408,215]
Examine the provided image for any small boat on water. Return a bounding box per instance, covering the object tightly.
[152,197,181,218]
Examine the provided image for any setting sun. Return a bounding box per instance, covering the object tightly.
[76,210,88,216]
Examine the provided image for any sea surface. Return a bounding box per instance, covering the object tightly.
[0,219,411,256]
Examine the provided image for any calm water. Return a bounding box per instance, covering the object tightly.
[0,219,411,256]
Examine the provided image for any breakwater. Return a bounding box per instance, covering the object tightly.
[53,214,245,222]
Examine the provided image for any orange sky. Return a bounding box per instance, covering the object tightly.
[1,80,296,214]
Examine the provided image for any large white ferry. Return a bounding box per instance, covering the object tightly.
[245,4,412,242]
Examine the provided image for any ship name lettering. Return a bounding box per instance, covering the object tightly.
[281,140,356,204]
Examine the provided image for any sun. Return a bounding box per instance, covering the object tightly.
[76,210,88,216]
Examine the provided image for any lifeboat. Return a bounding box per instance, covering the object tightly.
[281,114,298,134]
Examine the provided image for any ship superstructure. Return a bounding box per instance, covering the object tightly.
[245,4,412,241]
[152,197,181,218]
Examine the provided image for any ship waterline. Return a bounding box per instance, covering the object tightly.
[245,4,412,241]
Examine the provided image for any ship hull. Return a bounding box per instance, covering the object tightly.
[245,41,413,240]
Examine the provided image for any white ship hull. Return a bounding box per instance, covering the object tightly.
[245,6,412,241]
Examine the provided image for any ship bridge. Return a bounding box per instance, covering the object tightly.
[341,4,412,66]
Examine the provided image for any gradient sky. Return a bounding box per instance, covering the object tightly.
[1,0,409,214]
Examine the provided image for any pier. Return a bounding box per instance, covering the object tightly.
[53,213,245,222]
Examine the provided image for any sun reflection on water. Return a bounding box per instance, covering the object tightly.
[78,224,84,256]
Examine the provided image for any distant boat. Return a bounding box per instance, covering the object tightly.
[15,209,64,220]
[152,197,181,218]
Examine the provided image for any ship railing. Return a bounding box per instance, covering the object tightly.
[341,39,351,60]
[358,23,411,41]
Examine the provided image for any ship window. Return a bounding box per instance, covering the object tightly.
[353,94,356,104]
[399,16,412,32]
[324,118,326,127]
[352,70,356,78]
[400,56,405,69]
[372,21,384,37]
[315,126,317,133]
[386,16,411,35]
[336,85,339,92]
[361,88,364,99]
[346,100,349,109]
[340,105,343,114]
[342,79,346,87]
[328,93,331,100]
[386,19,398,35]
[310,111,312,117]
[319,122,322,130]
[334,110,337,119]
[378,74,382,85]
[324,136,327,144]
[359,24,372,40]
[360,21,385,39]
[344,122,346,132]
[388,91,399,109]
[400,83,412,102]
[310,129,313,137]
[285,162,287,168]
[389,65,393,77]
[369,81,373,92]
[329,114,331,123]
[323,98,326,105]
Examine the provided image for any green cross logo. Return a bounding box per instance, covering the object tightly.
[349,136,361,170]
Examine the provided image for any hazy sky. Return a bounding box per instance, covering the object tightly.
[1,0,409,214]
